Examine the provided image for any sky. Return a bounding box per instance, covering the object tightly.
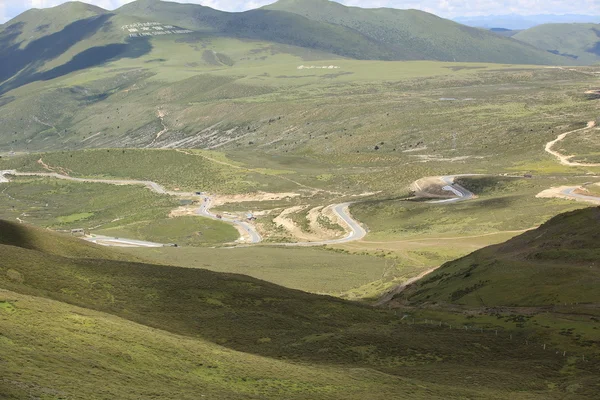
[1,0,600,24]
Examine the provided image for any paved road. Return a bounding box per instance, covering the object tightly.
[561,187,600,204]
[196,196,263,244]
[428,175,476,204]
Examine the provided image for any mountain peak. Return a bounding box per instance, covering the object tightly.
[41,1,107,14]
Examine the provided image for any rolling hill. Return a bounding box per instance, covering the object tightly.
[1,0,596,155]
[394,207,600,307]
[514,23,600,65]
[0,0,577,97]
[2,218,600,398]
[264,0,567,64]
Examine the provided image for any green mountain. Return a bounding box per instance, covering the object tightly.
[0,0,576,96]
[264,0,567,64]
[395,207,600,307]
[2,218,599,398]
[513,23,600,64]
[0,2,152,94]
[0,0,593,153]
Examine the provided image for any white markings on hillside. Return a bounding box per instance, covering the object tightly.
[297,65,340,70]
[122,22,193,38]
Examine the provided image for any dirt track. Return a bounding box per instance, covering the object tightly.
[545,121,599,167]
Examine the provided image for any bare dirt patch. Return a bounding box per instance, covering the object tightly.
[272,205,346,242]
[169,205,198,218]
[211,191,302,207]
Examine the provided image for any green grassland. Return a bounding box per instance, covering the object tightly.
[0,24,595,156]
[265,0,568,65]
[2,220,599,399]
[0,149,280,194]
[398,207,600,307]
[391,207,600,355]
[122,246,391,296]
[0,176,176,229]
[557,127,600,164]
[352,175,594,241]
[0,176,238,245]
[97,216,237,246]
[0,290,439,400]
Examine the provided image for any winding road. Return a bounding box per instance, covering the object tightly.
[197,196,263,244]
[537,185,600,205]
[0,170,364,247]
[428,175,476,204]
[275,202,367,247]
[561,187,600,204]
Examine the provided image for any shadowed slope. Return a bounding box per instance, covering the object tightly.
[0,220,138,261]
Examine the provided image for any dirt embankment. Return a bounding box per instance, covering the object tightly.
[269,204,347,243]
[410,177,454,199]
[211,192,301,207]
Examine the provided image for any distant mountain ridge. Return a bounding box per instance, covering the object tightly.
[455,13,600,30]
[0,0,574,72]
[514,23,600,64]
[263,0,566,64]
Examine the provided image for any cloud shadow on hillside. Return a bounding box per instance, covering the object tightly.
[0,15,151,95]
[587,29,600,57]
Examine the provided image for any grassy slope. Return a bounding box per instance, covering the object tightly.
[0,149,264,193]
[0,219,137,261]
[121,246,391,296]
[514,23,600,65]
[0,175,239,246]
[397,207,600,307]
[0,2,108,47]
[0,175,177,228]
[264,0,568,65]
[96,216,238,246]
[559,125,600,163]
[0,290,437,400]
[0,3,151,95]
[117,0,394,61]
[1,219,596,398]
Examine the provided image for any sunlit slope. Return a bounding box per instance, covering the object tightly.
[264,0,569,64]
[0,290,435,400]
[396,207,600,307]
[514,23,600,65]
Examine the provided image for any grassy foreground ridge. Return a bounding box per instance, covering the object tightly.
[1,217,600,398]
